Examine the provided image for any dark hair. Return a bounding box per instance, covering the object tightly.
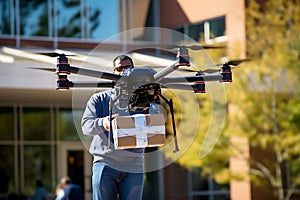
[60,176,72,185]
[36,180,44,187]
[113,55,134,67]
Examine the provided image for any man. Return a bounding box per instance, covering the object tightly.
[81,55,157,200]
[33,180,48,200]
[58,176,83,200]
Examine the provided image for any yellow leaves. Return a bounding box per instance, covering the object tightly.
[214,168,230,184]
[163,0,300,190]
[246,0,300,63]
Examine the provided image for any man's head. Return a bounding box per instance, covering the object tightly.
[60,176,72,188]
[113,55,134,75]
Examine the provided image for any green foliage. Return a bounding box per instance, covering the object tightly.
[238,0,300,199]
[161,47,231,178]
[162,1,300,199]
[161,89,205,169]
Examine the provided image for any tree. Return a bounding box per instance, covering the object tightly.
[162,0,300,199]
[235,1,300,199]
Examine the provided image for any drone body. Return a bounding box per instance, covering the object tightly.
[113,67,161,112]
[39,46,247,152]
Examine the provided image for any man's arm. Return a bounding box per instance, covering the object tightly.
[81,93,108,136]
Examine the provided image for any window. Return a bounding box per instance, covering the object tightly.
[188,23,204,43]
[0,0,119,40]
[56,0,82,38]
[0,0,159,43]
[0,107,14,140]
[19,1,49,37]
[54,0,119,40]
[0,105,87,197]
[23,107,51,140]
[59,108,82,141]
[209,16,226,38]
[0,145,15,194]
[0,0,13,35]
[189,168,230,200]
[173,16,226,44]
[88,0,119,40]
[23,145,51,194]
[0,107,15,195]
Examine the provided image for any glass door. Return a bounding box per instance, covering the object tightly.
[57,142,92,200]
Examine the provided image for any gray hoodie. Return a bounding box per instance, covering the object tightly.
[81,89,158,173]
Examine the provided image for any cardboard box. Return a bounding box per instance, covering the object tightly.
[112,113,166,149]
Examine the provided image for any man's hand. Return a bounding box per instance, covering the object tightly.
[102,114,119,131]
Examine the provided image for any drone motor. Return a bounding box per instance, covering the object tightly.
[192,81,205,93]
[176,47,190,67]
[56,54,71,75]
[220,64,232,82]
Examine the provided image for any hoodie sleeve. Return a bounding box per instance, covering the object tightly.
[81,92,110,136]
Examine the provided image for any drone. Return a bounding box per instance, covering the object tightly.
[37,45,248,152]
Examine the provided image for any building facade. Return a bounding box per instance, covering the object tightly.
[0,0,248,199]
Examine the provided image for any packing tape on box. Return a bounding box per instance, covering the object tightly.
[114,126,165,147]
[112,114,166,148]
[135,114,146,127]
[135,115,147,147]
[114,126,165,137]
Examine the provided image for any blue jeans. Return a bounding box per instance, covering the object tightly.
[92,162,144,200]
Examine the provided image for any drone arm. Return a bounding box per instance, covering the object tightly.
[59,65,121,81]
[153,47,191,81]
[57,78,115,90]
[162,84,197,91]
[153,61,178,81]
[160,74,222,84]
[73,81,115,88]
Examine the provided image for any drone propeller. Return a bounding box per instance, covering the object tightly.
[29,67,56,72]
[130,48,176,57]
[177,68,220,74]
[37,52,75,57]
[176,58,251,76]
[164,44,225,50]
[215,58,252,66]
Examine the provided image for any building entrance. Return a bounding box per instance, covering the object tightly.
[57,142,92,200]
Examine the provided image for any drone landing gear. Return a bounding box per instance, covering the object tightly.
[107,98,114,153]
[158,94,180,153]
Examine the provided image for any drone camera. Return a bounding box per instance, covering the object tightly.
[176,47,190,67]
[220,64,232,82]
[193,81,205,93]
[113,68,160,111]
[128,83,161,112]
